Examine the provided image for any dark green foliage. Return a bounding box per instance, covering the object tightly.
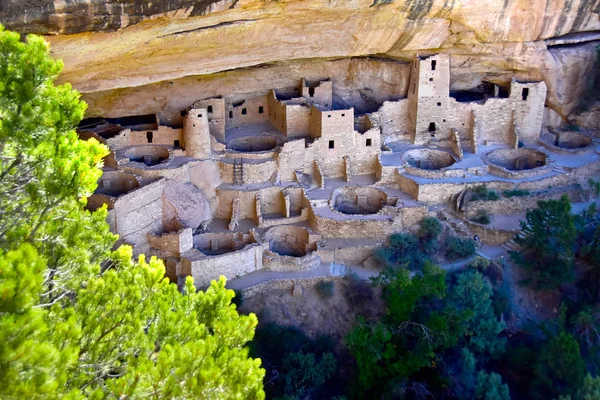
[447,270,506,357]
[512,195,577,289]
[375,218,443,271]
[374,232,429,270]
[589,179,600,197]
[419,216,443,242]
[471,185,500,201]
[530,332,586,399]
[251,323,339,400]
[471,209,491,224]
[316,280,335,300]
[277,351,337,400]
[446,236,477,260]
[347,263,450,397]
[503,189,530,198]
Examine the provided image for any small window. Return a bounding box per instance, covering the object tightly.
[329,140,335,149]
[327,114,331,118]
[431,60,437,71]
[180,110,186,117]
[197,113,202,118]
[437,102,441,106]
[174,140,180,148]
[207,105,213,113]
[146,132,153,143]
[242,108,247,115]
[258,106,264,114]
[229,111,233,119]
[429,78,433,82]
[341,113,345,117]
[522,88,529,101]
[366,138,372,147]
[309,87,315,97]
[428,122,436,132]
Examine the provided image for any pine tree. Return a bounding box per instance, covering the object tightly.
[0,25,265,399]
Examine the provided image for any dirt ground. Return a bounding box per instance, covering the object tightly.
[240,279,385,348]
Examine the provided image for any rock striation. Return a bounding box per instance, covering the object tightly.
[2,0,600,125]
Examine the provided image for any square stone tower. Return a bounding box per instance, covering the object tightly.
[407,54,451,145]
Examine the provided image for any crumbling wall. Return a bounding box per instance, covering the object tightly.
[215,188,257,221]
[302,79,333,107]
[225,95,269,130]
[182,243,263,288]
[112,178,166,254]
[375,99,410,143]
[471,99,512,144]
[129,126,183,147]
[285,105,311,138]
[147,228,193,257]
[278,139,308,181]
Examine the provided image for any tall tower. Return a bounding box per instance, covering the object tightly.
[407,54,451,145]
[183,108,211,158]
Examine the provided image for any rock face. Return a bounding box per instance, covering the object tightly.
[2,0,600,125]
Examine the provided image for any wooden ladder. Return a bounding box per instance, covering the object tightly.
[233,158,243,186]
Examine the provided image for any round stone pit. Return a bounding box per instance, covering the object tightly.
[228,136,277,152]
[332,186,387,215]
[124,145,170,166]
[263,226,315,257]
[403,149,456,170]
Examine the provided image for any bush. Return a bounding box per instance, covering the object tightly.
[471,185,499,201]
[503,188,530,198]
[445,236,477,260]
[344,271,374,304]
[470,256,491,271]
[470,209,491,225]
[418,217,443,241]
[315,280,335,300]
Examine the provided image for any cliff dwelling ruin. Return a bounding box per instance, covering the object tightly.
[80,53,600,288]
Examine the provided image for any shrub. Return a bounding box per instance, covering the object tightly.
[315,280,335,300]
[418,217,443,241]
[470,209,491,225]
[471,185,499,201]
[376,232,428,270]
[445,236,477,260]
[470,256,491,271]
[344,271,374,304]
[503,188,530,198]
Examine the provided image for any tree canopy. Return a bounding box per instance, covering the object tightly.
[0,25,265,399]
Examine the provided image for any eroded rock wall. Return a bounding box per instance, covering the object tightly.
[2,0,599,124]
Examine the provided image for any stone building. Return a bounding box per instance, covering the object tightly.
[81,54,599,288]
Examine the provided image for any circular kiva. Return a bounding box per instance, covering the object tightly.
[95,171,140,197]
[228,136,277,152]
[263,226,313,257]
[332,186,387,215]
[124,145,170,166]
[485,148,547,171]
[402,149,456,170]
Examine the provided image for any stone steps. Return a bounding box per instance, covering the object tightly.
[551,164,570,174]
[501,239,520,252]
[329,263,346,277]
